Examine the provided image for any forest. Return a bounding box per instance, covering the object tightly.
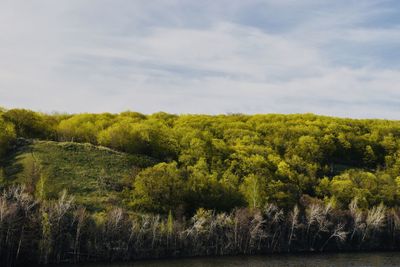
[1,108,400,265]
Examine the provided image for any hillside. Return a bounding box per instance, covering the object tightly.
[3,109,400,265]
[3,139,156,210]
[2,109,400,212]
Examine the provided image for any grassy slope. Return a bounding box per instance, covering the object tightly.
[4,140,156,211]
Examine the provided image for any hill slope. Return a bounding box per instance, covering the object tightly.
[3,140,156,210]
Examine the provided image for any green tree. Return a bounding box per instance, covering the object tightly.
[240,174,266,209]
[0,117,16,161]
[3,109,55,139]
[57,113,114,143]
[291,135,322,162]
[363,145,377,167]
[132,162,185,214]
[98,119,177,160]
[322,170,396,208]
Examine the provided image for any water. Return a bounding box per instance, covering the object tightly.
[74,252,400,267]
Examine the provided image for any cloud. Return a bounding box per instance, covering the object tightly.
[0,0,399,118]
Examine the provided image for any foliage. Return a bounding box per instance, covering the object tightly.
[1,187,399,266]
[2,109,55,139]
[0,117,15,162]
[132,162,184,213]
[98,118,178,160]
[3,109,400,265]
[4,140,155,211]
[3,109,400,213]
[57,113,115,143]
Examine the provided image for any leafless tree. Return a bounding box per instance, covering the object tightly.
[288,205,299,251]
[349,198,363,241]
[72,206,87,263]
[320,223,347,251]
[360,203,386,246]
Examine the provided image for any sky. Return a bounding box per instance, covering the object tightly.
[1,0,400,118]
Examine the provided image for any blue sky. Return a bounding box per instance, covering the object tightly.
[1,0,400,118]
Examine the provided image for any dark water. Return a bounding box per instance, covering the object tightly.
[74,252,400,267]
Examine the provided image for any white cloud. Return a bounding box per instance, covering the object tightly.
[0,0,399,118]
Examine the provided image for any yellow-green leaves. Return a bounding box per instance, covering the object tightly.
[0,117,16,160]
[132,162,184,214]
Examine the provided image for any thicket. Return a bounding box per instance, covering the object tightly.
[2,186,400,266]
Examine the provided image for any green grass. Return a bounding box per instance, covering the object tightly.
[3,140,156,211]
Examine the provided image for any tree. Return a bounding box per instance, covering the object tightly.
[0,118,16,161]
[240,174,267,209]
[98,119,177,160]
[2,109,55,139]
[132,162,185,214]
[363,145,377,167]
[186,158,215,211]
[292,135,322,162]
[324,170,394,208]
[57,113,114,143]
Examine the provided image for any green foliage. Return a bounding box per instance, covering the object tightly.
[57,113,115,143]
[4,140,155,211]
[2,109,55,139]
[40,211,52,264]
[0,167,5,186]
[36,174,47,201]
[20,154,41,193]
[240,174,266,209]
[318,169,399,208]
[184,158,242,213]
[167,210,174,235]
[4,108,400,213]
[4,108,400,265]
[0,117,16,161]
[98,119,177,160]
[132,162,185,213]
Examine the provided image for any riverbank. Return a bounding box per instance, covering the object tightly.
[2,186,400,266]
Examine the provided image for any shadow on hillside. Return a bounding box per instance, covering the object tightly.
[3,138,33,182]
